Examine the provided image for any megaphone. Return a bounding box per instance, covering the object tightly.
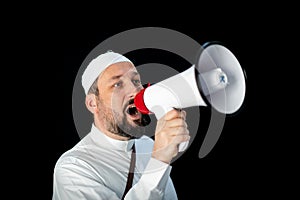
[134,42,246,152]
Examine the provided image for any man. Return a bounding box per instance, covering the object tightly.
[53,51,190,199]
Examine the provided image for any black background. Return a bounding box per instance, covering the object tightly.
[39,8,297,199]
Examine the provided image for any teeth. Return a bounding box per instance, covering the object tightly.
[128,105,138,116]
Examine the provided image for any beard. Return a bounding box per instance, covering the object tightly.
[97,98,150,139]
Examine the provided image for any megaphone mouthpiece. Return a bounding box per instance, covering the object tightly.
[134,84,151,115]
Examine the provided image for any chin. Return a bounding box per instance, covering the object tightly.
[127,118,141,127]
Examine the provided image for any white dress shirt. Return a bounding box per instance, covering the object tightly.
[52,124,178,200]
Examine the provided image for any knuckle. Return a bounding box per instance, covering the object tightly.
[186,129,190,135]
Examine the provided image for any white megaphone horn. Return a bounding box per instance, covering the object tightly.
[134,42,246,152]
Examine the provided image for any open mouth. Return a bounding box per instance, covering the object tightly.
[126,99,141,119]
[127,105,138,116]
[125,99,151,126]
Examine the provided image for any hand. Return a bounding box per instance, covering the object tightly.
[152,109,190,164]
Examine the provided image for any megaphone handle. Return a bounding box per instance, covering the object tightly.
[172,108,189,152]
[178,141,189,152]
[155,107,189,152]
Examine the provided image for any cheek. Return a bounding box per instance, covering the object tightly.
[110,92,126,112]
[99,89,122,108]
[100,95,113,108]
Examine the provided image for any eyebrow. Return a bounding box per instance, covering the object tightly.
[110,75,122,80]
[110,71,139,81]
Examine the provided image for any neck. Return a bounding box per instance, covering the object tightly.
[94,120,131,141]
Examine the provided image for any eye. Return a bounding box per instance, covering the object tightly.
[133,79,141,86]
[114,81,123,88]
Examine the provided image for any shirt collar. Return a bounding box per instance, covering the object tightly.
[90,124,135,152]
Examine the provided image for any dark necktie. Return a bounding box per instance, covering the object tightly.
[121,143,136,199]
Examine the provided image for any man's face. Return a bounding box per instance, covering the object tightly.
[96,62,149,138]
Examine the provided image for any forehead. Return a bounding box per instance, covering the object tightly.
[100,62,137,80]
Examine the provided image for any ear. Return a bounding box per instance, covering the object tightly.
[85,94,98,114]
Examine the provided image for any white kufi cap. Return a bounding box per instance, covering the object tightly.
[81,51,133,94]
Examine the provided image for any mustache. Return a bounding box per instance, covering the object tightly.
[128,98,134,105]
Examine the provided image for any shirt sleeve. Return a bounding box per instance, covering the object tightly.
[52,158,120,200]
[124,157,178,200]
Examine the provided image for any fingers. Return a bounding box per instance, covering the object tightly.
[156,126,189,137]
[169,126,189,136]
[161,127,189,147]
[165,118,188,128]
[152,109,190,163]
[156,109,188,133]
[172,134,190,145]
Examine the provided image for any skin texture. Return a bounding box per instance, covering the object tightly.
[85,62,190,164]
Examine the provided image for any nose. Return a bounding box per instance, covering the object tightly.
[127,82,142,99]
